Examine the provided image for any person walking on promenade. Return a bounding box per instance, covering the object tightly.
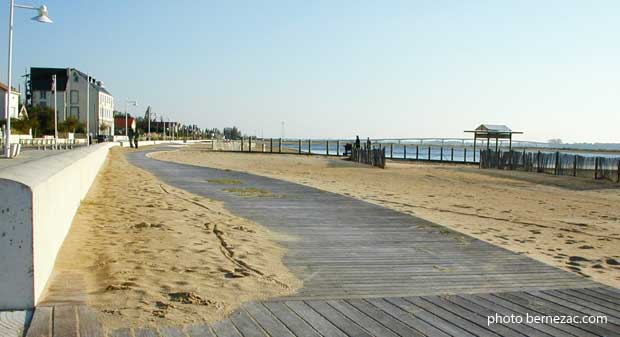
[366,137,371,149]
[128,127,135,148]
[134,130,139,149]
[355,136,361,149]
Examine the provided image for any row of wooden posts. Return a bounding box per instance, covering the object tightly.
[351,147,386,168]
[480,149,620,182]
[238,137,480,163]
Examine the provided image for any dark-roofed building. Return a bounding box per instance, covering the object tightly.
[30,67,115,136]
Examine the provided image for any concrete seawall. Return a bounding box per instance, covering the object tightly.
[0,143,116,310]
[0,140,204,310]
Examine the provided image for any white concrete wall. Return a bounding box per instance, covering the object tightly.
[0,140,206,309]
[0,179,34,310]
[0,143,117,310]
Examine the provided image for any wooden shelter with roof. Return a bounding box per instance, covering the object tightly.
[465,124,523,161]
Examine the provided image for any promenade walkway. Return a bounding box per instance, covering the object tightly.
[24,147,620,336]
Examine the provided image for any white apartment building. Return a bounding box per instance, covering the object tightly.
[0,82,20,120]
[30,67,114,136]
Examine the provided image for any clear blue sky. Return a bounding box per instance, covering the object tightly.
[1,0,618,142]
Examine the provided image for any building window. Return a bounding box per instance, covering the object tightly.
[70,90,79,104]
[70,106,80,119]
[40,91,47,99]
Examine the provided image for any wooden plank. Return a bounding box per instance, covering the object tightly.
[345,299,426,337]
[211,319,242,337]
[304,300,372,337]
[475,294,574,337]
[229,310,266,337]
[284,301,346,337]
[77,306,102,337]
[134,328,159,337]
[405,296,496,337]
[243,303,295,337]
[445,295,535,337]
[541,290,620,319]
[185,324,216,337]
[159,326,187,337]
[261,302,320,337]
[325,300,400,337]
[576,288,620,305]
[25,307,51,337]
[555,289,620,313]
[589,287,620,300]
[500,292,618,337]
[494,293,598,337]
[423,295,523,337]
[366,298,450,337]
[529,290,618,324]
[461,295,556,337]
[52,306,78,337]
[1,310,33,337]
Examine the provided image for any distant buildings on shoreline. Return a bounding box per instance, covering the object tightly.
[29,67,115,136]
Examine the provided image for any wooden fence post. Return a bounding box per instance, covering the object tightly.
[279,138,282,153]
[403,145,407,159]
[308,139,311,155]
[298,139,301,154]
[451,148,454,162]
[440,147,443,161]
[416,145,419,160]
[554,151,560,175]
[428,146,431,161]
[617,160,620,183]
[594,157,599,180]
[326,140,329,156]
[537,151,541,173]
[573,155,577,177]
[464,148,467,163]
[249,137,252,152]
[241,138,244,152]
[390,144,393,159]
[336,140,340,156]
[270,138,273,153]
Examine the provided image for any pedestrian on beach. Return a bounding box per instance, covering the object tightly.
[355,135,361,149]
[128,127,135,148]
[366,137,371,149]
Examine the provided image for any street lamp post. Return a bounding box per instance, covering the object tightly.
[125,99,137,139]
[85,72,90,146]
[166,117,171,141]
[4,2,52,158]
[146,106,151,140]
[52,74,57,147]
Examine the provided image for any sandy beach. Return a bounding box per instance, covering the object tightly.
[152,144,620,288]
[38,147,301,331]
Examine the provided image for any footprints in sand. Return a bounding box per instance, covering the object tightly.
[131,221,167,230]
[152,292,223,318]
[554,255,620,278]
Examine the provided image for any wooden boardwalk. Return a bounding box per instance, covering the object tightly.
[22,148,620,336]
